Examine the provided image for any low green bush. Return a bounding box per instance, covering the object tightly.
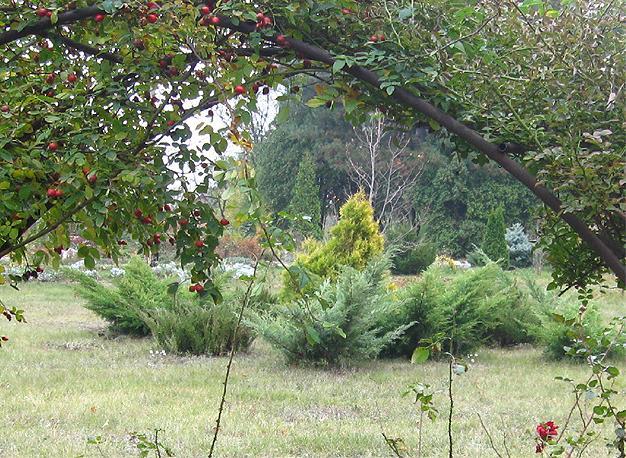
[252,256,410,366]
[141,292,254,356]
[524,278,624,360]
[382,262,539,357]
[385,223,436,275]
[70,257,257,355]
[67,257,170,335]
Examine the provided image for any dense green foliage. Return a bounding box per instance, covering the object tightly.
[253,257,409,366]
[141,297,253,356]
[382,263,538,357]
[386,222,436,275]
[284,192,384,296]
[70,257,255,355]
[414,148,536,257]
[253,100,353,220]
[287,153,322,240]
[68,257,170,336]
[481,207,510,269]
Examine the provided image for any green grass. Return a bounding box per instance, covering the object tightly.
[0,281,623,457]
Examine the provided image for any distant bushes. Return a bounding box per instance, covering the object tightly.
[385,223,436,275]
[252,256,410,366]
[69,257,257,355]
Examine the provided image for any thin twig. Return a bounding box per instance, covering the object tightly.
[208,253,263,457]
[477,412,504,458]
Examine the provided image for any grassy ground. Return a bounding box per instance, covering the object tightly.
[0,281,623,457]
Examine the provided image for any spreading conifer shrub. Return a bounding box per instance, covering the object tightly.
[67,257,171,336]
[253,256,410,366]
[70,257,257,355]
[382,262,539,357]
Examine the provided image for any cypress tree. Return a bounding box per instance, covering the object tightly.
[481,206,510,268]
[288,153,322,239]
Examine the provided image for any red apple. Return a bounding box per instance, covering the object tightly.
[209,16,220,25]
[163,204,172,212]
[200,5,211,15]
[219,218,230,226]
[195,240,205,248]
[188,284,196,292]
[87,174,97,184]
[67,73,78,83]
[147,13,158,23]
[142,216,153,224]
[378,34,385,41]
[94,13,106,22]
[47,141,58,151]
[0,105,9,113]
[234,85,246,95]
[194,283,204,293]
[45,73,56,84]
[36,7,49,17]
[370,35,378,42]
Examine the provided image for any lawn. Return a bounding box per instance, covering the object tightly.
[0,281,623,457]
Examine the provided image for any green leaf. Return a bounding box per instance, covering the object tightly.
[411,347,430,364]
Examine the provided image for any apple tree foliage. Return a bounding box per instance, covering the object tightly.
[1,0,624,327]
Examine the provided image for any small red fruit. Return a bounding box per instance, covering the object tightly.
[87,174,97,184]
[179,218,189,226]
[134,208,143,218]
[1,105,9,113]
[36,7,49,17]
[142,216,153,225]
[195,240,205,248]
[82,166,91,175]
[378,34,385,41]
[188,284,196,292]
[167,120,175,127]
[209,16,220,25]
[47,141,58,152]
[219,218,230,226]
[147,13,158,23]
[94,13,106,22]
[194,283,205,293]
[163,204,172,212]
[146,239,153,247]
[45,73,56,84]
[234,85,246,95]
[370,35,378,42]
[200,5,211,15]
[67,73,78,83]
